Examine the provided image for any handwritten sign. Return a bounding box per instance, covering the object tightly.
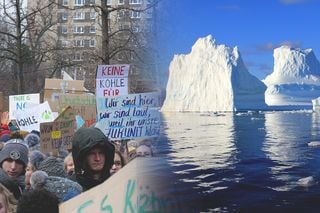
[9,93,40,119]
[59,94,96,127]
[95,92,161,140]
[96,64,129,97]
[14,101,54,132]
[40,107,76,153]
[59,158,175,213]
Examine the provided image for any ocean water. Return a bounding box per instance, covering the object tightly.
[152,111,320,213]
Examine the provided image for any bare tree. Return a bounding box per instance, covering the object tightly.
[0,0,59,94]
[97,0,162,92]
[0,0,162,95]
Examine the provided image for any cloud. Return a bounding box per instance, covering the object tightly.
[255,43,275,53]
[279,40,302,48]
[254,40,302,53]
[279,0,311,5]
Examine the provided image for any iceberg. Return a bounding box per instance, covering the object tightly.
[263,46,320,106]
[161,35,267,112]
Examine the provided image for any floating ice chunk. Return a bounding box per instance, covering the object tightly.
[308,141,320,147]
[297,176,316,187]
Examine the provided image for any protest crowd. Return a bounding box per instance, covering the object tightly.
[0,70,160,213]
[0,111,156,213]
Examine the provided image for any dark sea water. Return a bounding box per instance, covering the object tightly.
[151,111,320,213]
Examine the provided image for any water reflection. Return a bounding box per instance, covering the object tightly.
[158,111,320,212]
[263,111,314,190]
[162,112,236,171]
[311,111,320,138]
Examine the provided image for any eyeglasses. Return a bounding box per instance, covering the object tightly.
[113,160,122,166]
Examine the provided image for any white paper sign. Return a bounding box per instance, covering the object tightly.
[14,101,54,132]
[9,93,40,119]
[96,64,129,97]
[95,92,161,140]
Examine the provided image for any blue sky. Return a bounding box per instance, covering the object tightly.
[157,0,320,84]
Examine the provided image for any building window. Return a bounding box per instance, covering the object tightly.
[129,0,141,4]
[90,25,96,33]
[146,9,152,18]
[74,0,84,6]
[74,12,84,20]
[130,11,141,19]
[118,0,124,5]
[62,12,68,20]
[119,24,129,30]
[89,0,95,5]
[73,26,84,33]
[61,26,68,34]
[74,40,84,47]
[74,53,83,61]
[118,10,125,18]
[107,0,112,5]
[63,0,68,6]
[89,39,95,47]
[61,40,70,47]
[90,12,96,19]
[132,26,139,32]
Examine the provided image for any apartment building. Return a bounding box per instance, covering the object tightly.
[27,0,156,92]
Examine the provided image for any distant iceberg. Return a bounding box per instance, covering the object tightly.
[263,46,320,107]
[161,35,267,112]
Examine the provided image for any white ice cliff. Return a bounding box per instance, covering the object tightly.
[263,46,320,106]
[161,35,267,112]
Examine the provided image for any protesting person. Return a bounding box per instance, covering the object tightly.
[16,188,59,213]
[110,151,125,175]
[63,153,74,176]
[71,127,115,191]
[24,150,47,190]
[0,183,17,213]
[0,112,10,140]
[30,171,82,202]
[24,132,41,151]
[136,144,153,157]
[0,139,28,190]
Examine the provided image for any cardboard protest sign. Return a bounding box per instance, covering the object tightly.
[40,107,76,154]
[95,92,161,140]
[59,158,174,213]
[96,64,129,97]
[44,78,85,112]
[9,93,40,120]
[59,94,96,128]
[14,101,54,132]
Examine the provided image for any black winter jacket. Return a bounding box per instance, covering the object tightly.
[71,127,115,191]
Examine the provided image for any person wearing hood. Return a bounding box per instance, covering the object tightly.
[71,127,114,191]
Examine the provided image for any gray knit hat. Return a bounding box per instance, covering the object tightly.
[24,133,40,148]
[30,171,82,202]
[29,150,47,169]
[37,156,67,178]
[0,138,29,167]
